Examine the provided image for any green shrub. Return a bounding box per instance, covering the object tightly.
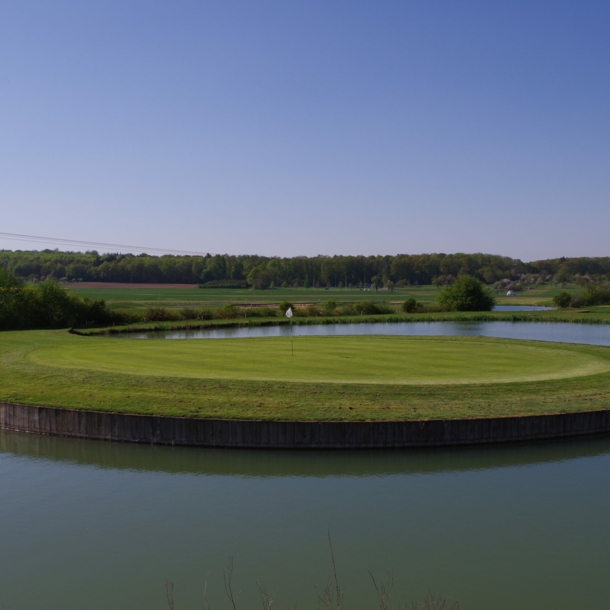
[437,275,495,311]
[0,274,112,330]
[278,301,293,314]
[304,304,322,317]
[552,292,572,308]
[144,307,176,322]
[198,307,214,320]
[402,298,419,313]
[179,307,199,320]
[323,300,337,315]
[257,307,277,318]
[351,301,393,315]
[338,303,357,316]
[581,284,610,306]
[214,305,240,319]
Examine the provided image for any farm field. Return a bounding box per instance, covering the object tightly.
[63,282,582,310]
[2,329,610,421]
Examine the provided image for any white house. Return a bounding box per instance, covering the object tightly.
[506,290,515,297]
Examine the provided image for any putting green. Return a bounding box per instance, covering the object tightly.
[27,335,610,385]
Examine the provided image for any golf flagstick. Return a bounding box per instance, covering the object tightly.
[285,307,293,356]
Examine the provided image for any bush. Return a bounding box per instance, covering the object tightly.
[144,307,176,322]
[304,304,322,317]
[437,275,495,311]
[256,307,277,318]
[214,305,240,319]
[179,307,199,320]
[108,309,145,324]
[198,307,214,320]
[552,292,572,308]
[352,301,393,315]
[581,284,610,306]
[278,301,293,314]
[401,298,419,313]
[0,275,112,330]
[323,300,337,315]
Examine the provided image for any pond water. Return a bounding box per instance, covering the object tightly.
[1,429,610,609]
[129,320,610,346]
[5,317,610,608]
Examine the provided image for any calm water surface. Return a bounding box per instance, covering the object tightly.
[1,430,610,609]
[130,320,610,346]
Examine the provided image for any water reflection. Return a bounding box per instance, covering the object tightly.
[2,428,610,477]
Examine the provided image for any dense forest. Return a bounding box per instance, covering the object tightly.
[1,249,609,288]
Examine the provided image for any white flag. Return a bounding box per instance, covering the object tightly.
[285,307,293,318]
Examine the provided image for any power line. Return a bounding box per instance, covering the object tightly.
[0,232,213,256]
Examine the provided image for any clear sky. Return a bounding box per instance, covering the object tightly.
[1,1,609,260]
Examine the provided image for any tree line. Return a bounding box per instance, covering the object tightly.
[1,249,609,288]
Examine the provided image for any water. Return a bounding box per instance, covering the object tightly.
[1,430,610,609]
[4,317,610,608]
[128,320,610,346]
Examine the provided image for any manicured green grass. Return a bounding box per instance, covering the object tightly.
[2,329,610,421]
[29,335,610,385]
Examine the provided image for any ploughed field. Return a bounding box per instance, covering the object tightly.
[2,330,610,420]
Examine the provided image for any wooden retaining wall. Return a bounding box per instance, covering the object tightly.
[2,402,610,448]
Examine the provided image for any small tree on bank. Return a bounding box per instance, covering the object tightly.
[552,291,572,308]
[437,275,495,311]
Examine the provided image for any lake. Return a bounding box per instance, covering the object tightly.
[1,429,610,609]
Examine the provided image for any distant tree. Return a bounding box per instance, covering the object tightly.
[281,281,288,289]
[338,281,344,289]
[552,292,572,308]
[401,298,419,313]
[554,265,571,287]
[437,275,495,311]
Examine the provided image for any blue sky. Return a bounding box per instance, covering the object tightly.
[1,1,609,260]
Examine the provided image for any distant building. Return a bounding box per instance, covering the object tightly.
[506,290,515,296]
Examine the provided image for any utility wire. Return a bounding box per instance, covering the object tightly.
[0,232,214,256]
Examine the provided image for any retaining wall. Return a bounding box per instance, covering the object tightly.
[2,402,610,448]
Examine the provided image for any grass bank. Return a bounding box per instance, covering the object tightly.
[2,330,610,421]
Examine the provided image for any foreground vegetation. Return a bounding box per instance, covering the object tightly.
[0,269,110,330]
[2,330,610,421]
[166,541,460,610]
